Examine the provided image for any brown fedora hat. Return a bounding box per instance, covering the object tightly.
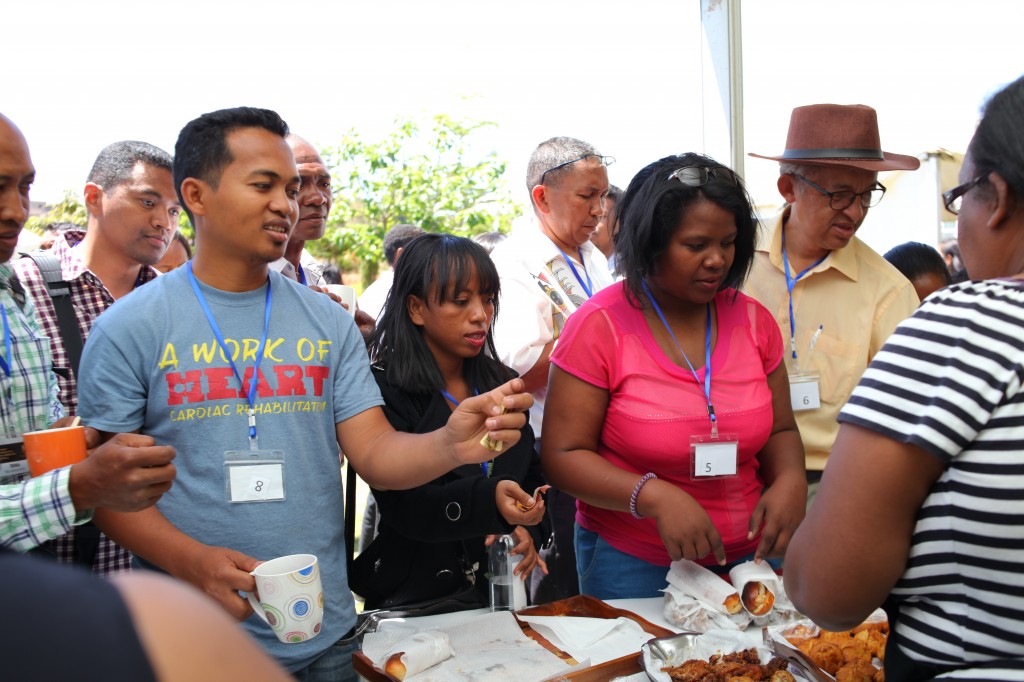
[749,104,920,171]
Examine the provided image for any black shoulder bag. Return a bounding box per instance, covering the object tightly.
[21,251,99,568]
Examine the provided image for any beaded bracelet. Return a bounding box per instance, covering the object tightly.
[629,472,657,519]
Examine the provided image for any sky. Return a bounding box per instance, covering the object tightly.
[5,0,1023,219]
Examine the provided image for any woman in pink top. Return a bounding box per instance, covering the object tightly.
[542,153,806,599]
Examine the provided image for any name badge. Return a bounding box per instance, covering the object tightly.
[224,450,286,503]
[789,372,821,412]
[690,434,739,478]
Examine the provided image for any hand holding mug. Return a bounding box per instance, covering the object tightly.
[246,554,324,643]
[66,432,176,513]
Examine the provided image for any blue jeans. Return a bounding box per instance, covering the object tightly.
[574,526,784,600]
[575,526,668,599]
[292,631,359,682]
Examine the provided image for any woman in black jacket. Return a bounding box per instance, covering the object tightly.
[354,233,547,611]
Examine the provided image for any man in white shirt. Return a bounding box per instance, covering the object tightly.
[490,136,613,602]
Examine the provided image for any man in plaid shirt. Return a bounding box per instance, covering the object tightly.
[0,113,176,551]
[14,140,180,573]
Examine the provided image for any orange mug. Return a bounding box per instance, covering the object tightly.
[24,426,87,477]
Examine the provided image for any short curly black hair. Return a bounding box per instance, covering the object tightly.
[615,152,759,307]
[173,107,289,223]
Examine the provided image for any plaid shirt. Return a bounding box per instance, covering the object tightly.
[13,232,158,575]
[0,466,91,551]
[14,230,159,415]
[0,264,64,437]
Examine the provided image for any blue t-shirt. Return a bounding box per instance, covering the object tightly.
[77,267,383,672]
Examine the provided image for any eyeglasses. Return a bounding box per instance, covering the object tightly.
[791,174,886,210]
[539,154,615,184]
[942,175,987,215]
[667,166,739,187]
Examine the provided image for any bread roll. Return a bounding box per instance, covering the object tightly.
[723,592,743,615]
[381,629,452,679]
[741,580,775,616]
[384,653,407,680]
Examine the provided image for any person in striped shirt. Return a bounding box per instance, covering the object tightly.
[0,113,176,552]
[785,74,1024,681]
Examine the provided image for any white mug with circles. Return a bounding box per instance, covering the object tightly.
[246,553,324,643]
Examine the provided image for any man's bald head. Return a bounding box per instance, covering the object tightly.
[286,134,331,242]
[287,134,322,165]
[0,114,35,263]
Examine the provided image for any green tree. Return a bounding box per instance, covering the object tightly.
[319,114,521,285]
[24,190,88,235]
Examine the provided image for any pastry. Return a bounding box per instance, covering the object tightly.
[380,629,452,680]
[383,654,407,680]
[479,404,508,452]
[741,580,775,616]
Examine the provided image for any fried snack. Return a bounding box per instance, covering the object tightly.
[873,667,885,682]
[854,628,887,661]
[805,641,844,676]
[820,630,856,645]
[662,649,789,682]
[853,620,889,636]
[840,638,872,664]
[835,659,878,682]
[783,619,888,680]
[741,580,775,616]
[479,404,508,452]
[515,484,551,511]
[661,659,712,680]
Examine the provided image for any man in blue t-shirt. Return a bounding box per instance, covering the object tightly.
[77,107,534,679]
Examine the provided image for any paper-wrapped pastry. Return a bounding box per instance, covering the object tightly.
[666,559,742,615]
[382,629,453,680]
[728,561,780,617]
[515,485,551,511]
[479,405,508,452]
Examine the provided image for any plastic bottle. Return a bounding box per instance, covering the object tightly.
[488,533,527,611]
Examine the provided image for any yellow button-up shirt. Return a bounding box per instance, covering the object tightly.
[743,210,919,470]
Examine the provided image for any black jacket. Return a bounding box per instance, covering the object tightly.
[351,367,543,610]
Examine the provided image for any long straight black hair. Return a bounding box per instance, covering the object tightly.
[368,233,514,394]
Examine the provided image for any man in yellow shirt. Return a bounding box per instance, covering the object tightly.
[744,104,920,501]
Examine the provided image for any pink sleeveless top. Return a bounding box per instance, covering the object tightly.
[550,283,784,565]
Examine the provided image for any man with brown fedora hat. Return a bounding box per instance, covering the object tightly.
[744,103,920,504]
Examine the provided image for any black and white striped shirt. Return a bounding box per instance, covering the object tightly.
[839,278,1024,681]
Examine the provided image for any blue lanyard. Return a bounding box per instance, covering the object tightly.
[295,265,307,286]
[187,263,272,450]
[0,305,10,378]
[641,280,717,437]
[780,227,826,367]
[554,246,594,299]
[440,389,491,476]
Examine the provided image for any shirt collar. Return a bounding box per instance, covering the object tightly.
[762,208,860,282]
[0,263,15,289]
[520,214,597,263]
[51,229,159,287]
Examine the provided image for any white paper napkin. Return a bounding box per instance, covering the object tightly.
[517,615,654,665]
[362,611,572,681]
